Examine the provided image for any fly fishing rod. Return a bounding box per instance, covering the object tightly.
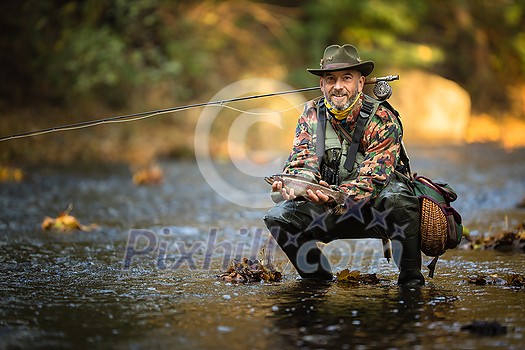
[0,75,398,142]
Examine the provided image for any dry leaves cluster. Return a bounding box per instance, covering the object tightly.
[467,273,525,287]
[218,258,282,283]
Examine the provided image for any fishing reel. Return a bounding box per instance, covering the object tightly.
[365,75,399,101]
[373,81,392,100]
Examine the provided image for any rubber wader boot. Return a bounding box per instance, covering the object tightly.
[265,220,333,281]
[374,176,425,286]
[397,228,425,286]
[282,237,334,281]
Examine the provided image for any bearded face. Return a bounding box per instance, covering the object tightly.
[320,70,364,111]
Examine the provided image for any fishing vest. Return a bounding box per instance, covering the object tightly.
[316,95,381,185]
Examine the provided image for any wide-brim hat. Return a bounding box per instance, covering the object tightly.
[307,44,374,77]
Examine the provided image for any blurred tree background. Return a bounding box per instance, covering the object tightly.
[1,0,524,165]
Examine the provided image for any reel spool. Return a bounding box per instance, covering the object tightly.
[373,81,393,101]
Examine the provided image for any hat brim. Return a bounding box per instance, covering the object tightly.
[307,61,374,77]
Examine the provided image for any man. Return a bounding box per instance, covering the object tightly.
[263,44,425,286]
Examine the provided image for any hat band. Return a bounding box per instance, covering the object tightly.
[322,62,357,70]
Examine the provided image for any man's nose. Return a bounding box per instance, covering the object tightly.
[334,78,344,89]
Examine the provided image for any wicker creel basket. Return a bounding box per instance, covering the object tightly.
[420,196,448,257]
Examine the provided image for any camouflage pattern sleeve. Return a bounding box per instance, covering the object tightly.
[282,100,321,182]
[339,105,401,201]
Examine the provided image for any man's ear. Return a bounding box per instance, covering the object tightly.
[358,74,365,92]
[319,76,325,93]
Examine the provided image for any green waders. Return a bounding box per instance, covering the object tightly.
[263,173,425,286]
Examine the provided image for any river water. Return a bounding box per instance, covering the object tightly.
[1,144,525,349]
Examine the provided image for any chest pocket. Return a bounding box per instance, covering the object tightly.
[324,122,363,183]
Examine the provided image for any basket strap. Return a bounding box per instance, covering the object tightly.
[414,174,441,192]
[414,174,452,200]
[427,256,439,278]
[419,174,459,203]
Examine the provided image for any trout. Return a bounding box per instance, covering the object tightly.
[264,174,348,205]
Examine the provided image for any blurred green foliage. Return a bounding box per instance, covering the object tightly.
[0,0,524,113]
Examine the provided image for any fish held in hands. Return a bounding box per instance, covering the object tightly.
[264,174,348,205]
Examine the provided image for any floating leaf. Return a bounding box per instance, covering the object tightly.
[336,269,380,285]
[132,164,163,185]
[0,166,24,182]
[41,204,96,232]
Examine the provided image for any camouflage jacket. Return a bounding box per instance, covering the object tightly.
[282,94,402,201]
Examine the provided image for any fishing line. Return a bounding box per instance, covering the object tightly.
[0,86,320,142]
[221,97,322,115]
[0,74,398,142]
[10,100,316,141]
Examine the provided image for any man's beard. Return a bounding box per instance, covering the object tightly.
[327,90,360,111]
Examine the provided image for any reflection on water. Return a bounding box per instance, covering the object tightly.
[1,144,525,349]
[268,280,458,349]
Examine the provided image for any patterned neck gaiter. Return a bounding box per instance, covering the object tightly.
[324,91,363,120]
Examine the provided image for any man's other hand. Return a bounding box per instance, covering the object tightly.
[306,180,331,204]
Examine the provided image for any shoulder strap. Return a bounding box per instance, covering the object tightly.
[315,100,327,159]
[343,99,374,171]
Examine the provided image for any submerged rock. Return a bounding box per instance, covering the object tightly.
[461,320,507,336]
[462,223,525,252]
[466,273,525,287]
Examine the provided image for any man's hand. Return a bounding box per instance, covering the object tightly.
[272,180,297,201]
[305,180,331,204]
[272,180,332,204]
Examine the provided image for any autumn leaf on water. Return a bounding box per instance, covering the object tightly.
[0,166,24,182]
[132,164,163,186]
[41,204,96,232]
[336,269,381,285]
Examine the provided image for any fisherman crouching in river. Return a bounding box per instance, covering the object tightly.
[263,44,425,286]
